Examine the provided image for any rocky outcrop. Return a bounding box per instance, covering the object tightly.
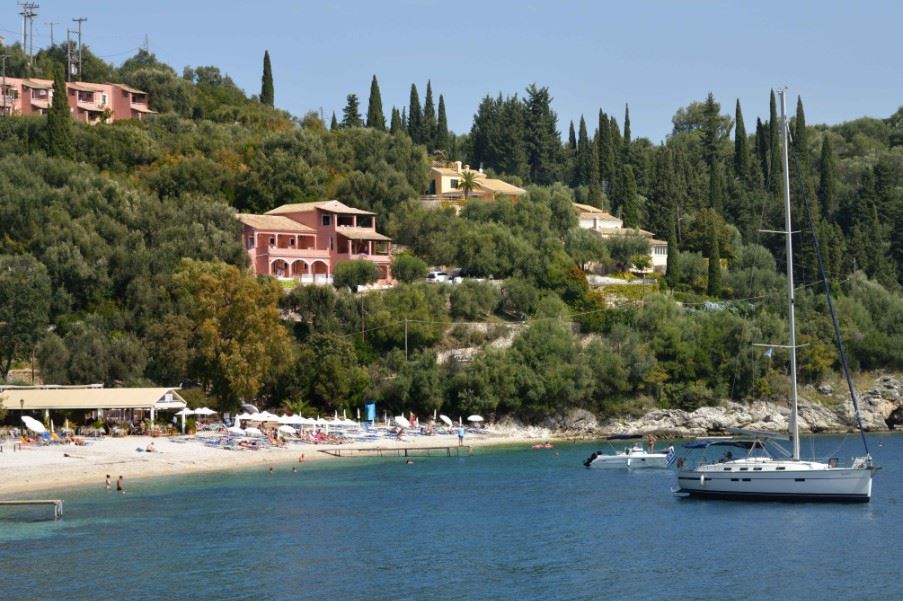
[592,375,903,438]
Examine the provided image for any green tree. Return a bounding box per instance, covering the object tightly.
[734,99,748,178]
[575,115,592,186]
[435,95,450,153]
[615,164,640,228]
[665,217,680,289]
[391,252,428,284]
[390,107,404,135]
[260,50,274,107]
[333,259,381,291]
[407,84,422,143]
[0,255,52,380]
[708,160,724,212]
[342,94,363,128]
[818,136,838,219]
[44,66,74,159]
[366,75,385,130]
[422,80,436,148]
[623,104,632,146]
[330,112,338,130]
[524,84,562,184]
[450,281,501,319]
[459,169,478,200]
[706,222,721,296]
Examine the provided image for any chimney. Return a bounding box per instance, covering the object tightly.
[454,160,462,173]
[463,164,470,172]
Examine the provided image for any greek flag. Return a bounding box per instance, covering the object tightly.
[665,446,677,467]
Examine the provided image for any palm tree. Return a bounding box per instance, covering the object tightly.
[459,170,478,201]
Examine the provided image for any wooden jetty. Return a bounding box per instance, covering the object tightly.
[0,499,64,520]
[319,445,471,458]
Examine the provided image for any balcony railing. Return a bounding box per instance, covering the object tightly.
[265,246,330,259]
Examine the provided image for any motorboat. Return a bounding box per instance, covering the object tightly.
[584,435,672,469]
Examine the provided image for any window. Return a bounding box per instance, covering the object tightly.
[450,178,459,189]
[247,236,255,249]
[269,237,275,246]
[101,94,108,105]
[322,215,332,227]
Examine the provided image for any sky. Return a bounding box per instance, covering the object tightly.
[2,0,901,143]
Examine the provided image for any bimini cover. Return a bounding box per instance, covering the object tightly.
[606,434,643,440]
[682,440,765,450]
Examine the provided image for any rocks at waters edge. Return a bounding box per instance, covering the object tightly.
[546,375,903,438]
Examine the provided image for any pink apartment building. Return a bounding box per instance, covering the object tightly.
[0,77,153,123]
[237,200,393,285]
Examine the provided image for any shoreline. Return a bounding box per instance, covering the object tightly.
[0,432,559,497]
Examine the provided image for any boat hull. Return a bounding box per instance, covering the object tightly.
[676,462,873,502]
[588,454,668,469]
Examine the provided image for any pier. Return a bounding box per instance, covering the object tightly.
[319,445,471,458]
[0,499,64,520]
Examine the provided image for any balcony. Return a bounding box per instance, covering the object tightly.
[265,246,330,260]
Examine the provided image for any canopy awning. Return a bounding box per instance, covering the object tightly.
[0,387,186,411]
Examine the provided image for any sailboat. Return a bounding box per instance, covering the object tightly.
[674,90,877,502]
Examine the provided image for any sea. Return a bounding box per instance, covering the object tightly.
[2,433,901,601]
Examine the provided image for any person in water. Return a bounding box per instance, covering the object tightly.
[105,474,111,490]
[116,475,124,493]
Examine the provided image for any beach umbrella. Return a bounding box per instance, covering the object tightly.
[244,427,264,437]
[439,415,453,426]
[22,415,46,434]
[194,407,217,416]
[256,411,278,422]
[241,403,259,413]
[227,426,244,435]
[394,415,411,428]
[175,408,194,434]
[277,425,296,435]
[468,415,484,423]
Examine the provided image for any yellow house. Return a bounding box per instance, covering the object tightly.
[424,161,527,205]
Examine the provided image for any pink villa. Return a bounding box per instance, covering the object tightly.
[0,77,154,123]
[237,200,393,285]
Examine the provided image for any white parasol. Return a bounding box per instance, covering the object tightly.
[467,415,484,423]
[227,426,244,435]
[22,415,46,434]
[439,414,453,426]
[277,425,296,435]
[193,407,217,416]
[394,415,411,428]
[175,408,194,416]
[243,427,264,437]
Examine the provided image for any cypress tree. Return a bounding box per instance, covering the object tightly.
[706,222,721,296]
[435,95,449,152]
[422,80,436,148]
[647,146,675,237]
[818,137,838,219]
[588,135,603,206]
[708,161,724,213]
[390,107,403,135]
[260,50,274,107]
[568,121,577,150]
[407,84,422,143]
[45,66,74,159]
[755,117,768,188]
[576,115,592,186]
[665,215,680,289]
[597,110,614,191]
[623,104,631,145]
[366,75,385,130]
[733,99,748,178]
[330,111,338,130]
[794,96,808,172]
[702,92,720,169]
[342,94,363,128]
[618,165,640,228]
[768,90,781,194]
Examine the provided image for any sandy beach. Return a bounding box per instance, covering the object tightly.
[0,430,552,497]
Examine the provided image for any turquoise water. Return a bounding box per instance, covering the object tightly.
[2,434,901,601]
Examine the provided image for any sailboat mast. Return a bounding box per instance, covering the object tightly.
[779,89,801,461]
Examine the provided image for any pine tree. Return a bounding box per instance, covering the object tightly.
[422,80,436,148]
[342,94,363,128]
[407,84,422,143]
[575,115,592,186]
[702,92,720,169]
[366,75,385,130]
[44,66,74,159]
[330,111,338,130]
[665,215,680,289]
[435,95,449,153]
[260,50,274,107]
[818,137,837,219]
[390,107,403,135]
[568,121,577,150]
[523,84,563,184]
[706,222,721,296]
[733,99,748,179]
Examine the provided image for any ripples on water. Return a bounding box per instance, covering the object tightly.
[2,434,901,600]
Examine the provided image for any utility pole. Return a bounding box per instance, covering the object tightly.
[72,17,86,80]
[18,3,40,66]
[1,55,9,117]
[66,29,73,80]
[28,4,39,60]
[46,21,58,46]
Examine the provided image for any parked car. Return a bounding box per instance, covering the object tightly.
[427,271,449,283]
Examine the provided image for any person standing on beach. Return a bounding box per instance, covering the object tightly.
[105,474,111,490]
[116,475,124,493]
[457,426,465,447]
